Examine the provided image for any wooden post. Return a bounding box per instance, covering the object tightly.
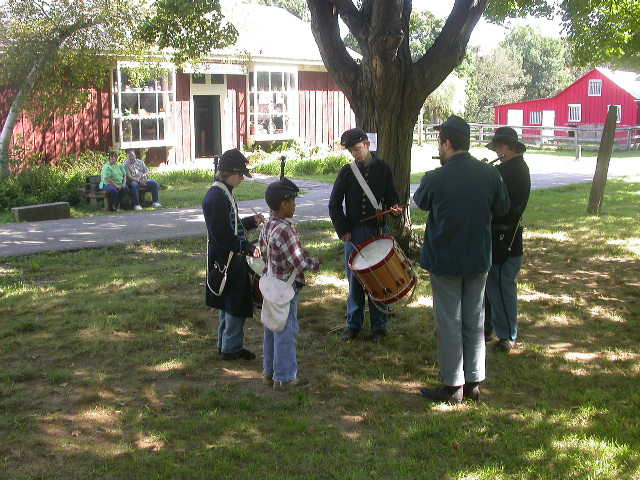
[627,128,632,150]
[587,106,617,215]
[575,144,582,161]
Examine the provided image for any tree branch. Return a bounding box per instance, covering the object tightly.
[332,0,365,42]
[411,0,487,102]
[307,0,360,100]
[369,0,406,61]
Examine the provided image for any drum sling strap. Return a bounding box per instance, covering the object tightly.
[205,181,238,296]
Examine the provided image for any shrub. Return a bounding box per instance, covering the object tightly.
[252,153,350,177]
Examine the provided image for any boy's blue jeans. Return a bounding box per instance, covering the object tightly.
[218,310,246,354]
[263,291,300,383]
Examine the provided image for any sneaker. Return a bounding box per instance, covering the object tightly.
[151,202,162,208]
[420,385,463,404]
[262,373,273,386]
[463,382,480,402]
[494,339,513,353]
[134,204,143,211]
[221,348,256,360]
[341,328,360,340]
[273,377,309,390]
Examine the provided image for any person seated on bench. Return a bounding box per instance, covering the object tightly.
[124,150,162,210]
[100,151,129,212]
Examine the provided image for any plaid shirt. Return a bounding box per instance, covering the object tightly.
[259,215,320,284]
[124,157,149,180]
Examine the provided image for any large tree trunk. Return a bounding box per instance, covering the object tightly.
[307,0,486,247]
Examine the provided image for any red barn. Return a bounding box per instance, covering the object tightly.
[493,68,640,145]
[0,4,356,166]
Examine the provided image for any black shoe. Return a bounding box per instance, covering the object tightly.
[494,339,513,353]
[463,382,480,402]
[420,385,463,404]
[221,348,256,360]
[369,330,387,341]
[341,328,360,340]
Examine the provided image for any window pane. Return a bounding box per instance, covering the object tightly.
[122,119,140,142]
[211,74,224,84]
[192,73,206,84]
[289,72,296,90]
[257,72,269,91]
[139,93,157,115]
[122,94,139,115]
[141,118,157,140]
[257,115,270,134]
[158,95,164,113]
[271,72,283,91]
[249,72,255,90]
[273,114,284,133]
[158,119,165,140]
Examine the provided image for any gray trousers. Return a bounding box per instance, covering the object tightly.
[486,256,522,342]
[430,272,488,386]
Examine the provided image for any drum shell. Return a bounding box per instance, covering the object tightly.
[348,234,416,304]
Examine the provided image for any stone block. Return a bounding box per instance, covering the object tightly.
[11,202,71,222]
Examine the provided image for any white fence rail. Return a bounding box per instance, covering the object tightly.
[414,123,640,151]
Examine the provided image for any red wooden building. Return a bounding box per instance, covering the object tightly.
[0,4,356,166]
[493,68,640,141]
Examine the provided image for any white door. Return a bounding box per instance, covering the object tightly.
[507,109,523,134]
[542,110,555,140]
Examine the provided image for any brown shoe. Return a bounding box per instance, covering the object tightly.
[419,385,463,404]
[273,377,309,390]
[494,339,513,353]
[463,382,480,402]
[262,373,273,386]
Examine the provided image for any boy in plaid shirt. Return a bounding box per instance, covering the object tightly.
[260,178,321,390]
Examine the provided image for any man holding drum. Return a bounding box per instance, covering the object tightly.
[413,115,510,403]
[329,128,402,341]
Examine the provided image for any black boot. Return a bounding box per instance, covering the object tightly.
[463,382,480,402]
[221,348,256,360]
[420,385,463,404]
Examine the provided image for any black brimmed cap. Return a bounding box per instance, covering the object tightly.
[218,149,252,177]
[486,126,526,153]
[265,177,300,211]
[340,128,369,148]
[434,115,470,137]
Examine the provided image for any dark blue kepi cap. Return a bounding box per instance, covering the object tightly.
[434,115,470,137]
[340,128,369,148]
[265,177,299,210]
[218,149,252,177]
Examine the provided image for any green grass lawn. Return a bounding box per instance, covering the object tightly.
[1,180,639,479]
[0,179,267,224]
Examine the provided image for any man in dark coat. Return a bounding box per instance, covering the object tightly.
[202,149,263,360]
[484,127,531,353]
[329,128,402,341]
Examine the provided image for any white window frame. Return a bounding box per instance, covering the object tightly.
[607,104,622,123]
[568,104,582,123]
[248,65,298,141]
[111,61,177,149]
[530,111,542,125]
[588,79,602,96]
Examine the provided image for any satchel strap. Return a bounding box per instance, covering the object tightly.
[262,221,298,284]
[350,161,382,211]
[213,181,238,235]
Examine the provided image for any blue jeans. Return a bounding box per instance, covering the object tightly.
[486,256,522,341]
[218,310,246,354]
[344,224,388,332]
[430,272,488,386]
[128,179,159,206]
[102,184,128,209]
[263,292,300,382]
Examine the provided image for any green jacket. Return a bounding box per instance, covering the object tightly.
[100,163,127,189]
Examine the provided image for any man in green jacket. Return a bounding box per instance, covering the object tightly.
[100,151,128,211]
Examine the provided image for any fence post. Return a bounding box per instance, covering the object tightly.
[575,144,582,161]
[479,125,484,142]
[627,128,632,150]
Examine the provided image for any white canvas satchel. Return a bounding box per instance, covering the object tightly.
[259,224,298,332]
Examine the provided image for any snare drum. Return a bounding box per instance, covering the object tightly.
[348,234,416,304]
[246,256,265,308]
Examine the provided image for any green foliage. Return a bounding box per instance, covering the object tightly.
[137,0,238,65]
[252,154,350,176]
[464,47,527,123]
[501,26,575,101]
[409,11,445,61]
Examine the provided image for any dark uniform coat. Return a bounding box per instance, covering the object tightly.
[202,182,258,318]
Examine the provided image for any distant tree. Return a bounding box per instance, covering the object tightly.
[0,0,237,177]
[501,26,573,100]
[464,47,526,123]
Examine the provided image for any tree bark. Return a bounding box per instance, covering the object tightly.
[587,106,617,215]
[307,0,485,246]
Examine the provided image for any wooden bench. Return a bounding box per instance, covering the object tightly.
[78,175,154,211]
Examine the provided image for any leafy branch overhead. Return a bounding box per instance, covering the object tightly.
[136,0,239,66]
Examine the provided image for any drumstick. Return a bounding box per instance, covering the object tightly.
[360,205,405,222]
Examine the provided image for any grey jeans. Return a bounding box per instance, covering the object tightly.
[430,272,488,386]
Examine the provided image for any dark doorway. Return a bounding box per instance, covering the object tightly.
[193,95,222,158]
